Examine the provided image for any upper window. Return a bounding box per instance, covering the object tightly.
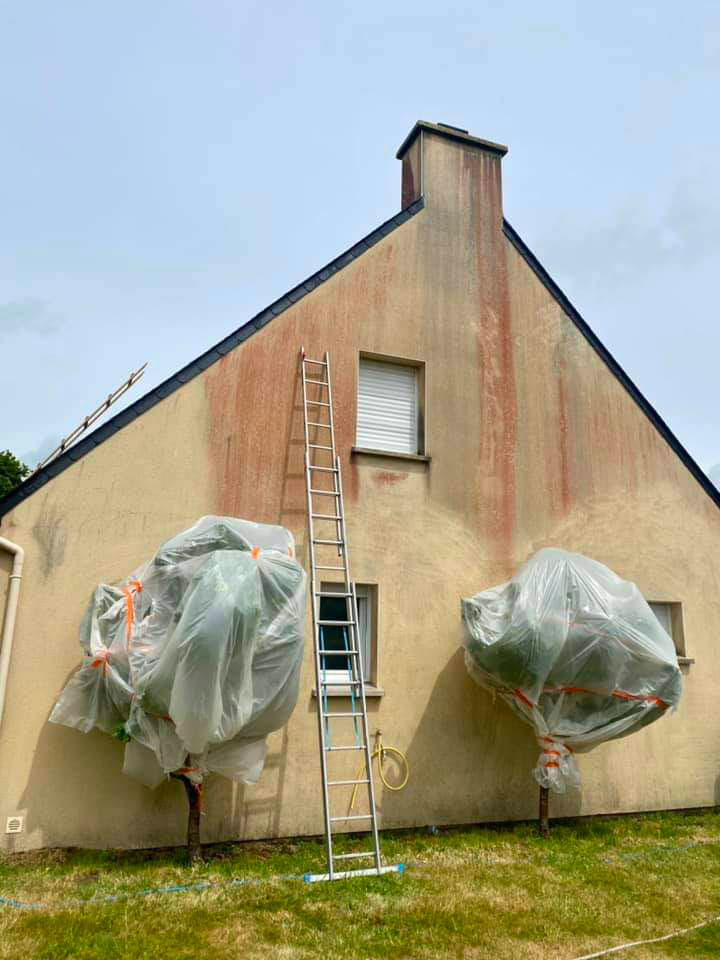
[649,601,685,657]
[357,357,420,455]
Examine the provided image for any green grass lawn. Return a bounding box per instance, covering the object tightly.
[1,811,719,960]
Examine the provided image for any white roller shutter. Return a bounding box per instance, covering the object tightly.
[357,358,418,454]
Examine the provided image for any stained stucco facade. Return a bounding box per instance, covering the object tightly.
[1,122,719,853]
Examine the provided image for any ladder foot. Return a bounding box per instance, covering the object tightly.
[303,864,404,883]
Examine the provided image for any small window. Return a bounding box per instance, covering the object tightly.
[319,584,374,684]
[357,357,420,455]
[649,602,685,657]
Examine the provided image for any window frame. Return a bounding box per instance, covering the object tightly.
[318,582,377,687]
[355,352,426,458]
[648,601,687,658]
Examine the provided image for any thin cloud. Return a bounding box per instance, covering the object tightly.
[542,176,720,295]
[20,434,61,469]
[0,298,62,338]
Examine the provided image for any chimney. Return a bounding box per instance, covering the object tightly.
[396,121,508,231]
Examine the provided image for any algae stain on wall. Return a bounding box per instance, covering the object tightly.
[32,499,68,578]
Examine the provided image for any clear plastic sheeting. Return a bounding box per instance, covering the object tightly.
[50,516,306,787]
[462,548,682,793]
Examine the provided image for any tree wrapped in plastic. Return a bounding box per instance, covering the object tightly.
[462,548,682,830]
[50,516,306,861]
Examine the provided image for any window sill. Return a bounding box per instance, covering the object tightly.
[351,447,431,463]
[677,656,695,666]
[312,686,385,698]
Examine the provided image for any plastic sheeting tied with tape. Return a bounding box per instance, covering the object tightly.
[50,516,306,788]
[462,548,682,793]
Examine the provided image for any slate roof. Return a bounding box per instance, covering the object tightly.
[1,194,718,518]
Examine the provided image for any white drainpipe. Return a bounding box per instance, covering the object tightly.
[0,536,24,733]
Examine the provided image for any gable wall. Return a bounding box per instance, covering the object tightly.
[1,131,718,852]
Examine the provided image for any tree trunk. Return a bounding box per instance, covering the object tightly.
[539,785,550,838]
[173,773,203,864]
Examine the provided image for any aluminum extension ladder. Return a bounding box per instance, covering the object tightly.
[300,347,402,883]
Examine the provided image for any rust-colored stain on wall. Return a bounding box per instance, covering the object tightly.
[555,370,572,514]
[203,332,303,525]
[373,470,409,487]
[204,238,399,517]
[468,148,517,561]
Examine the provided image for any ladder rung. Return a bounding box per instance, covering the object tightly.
[307,422,332,429]
[315,565,345,570]
[323,711,363,718]
[330,814,373,822]
[306,378,328,386]
[308,465,338,473]
[326,745,364,751]
[311,515,341,521]
[332,851,375,860]
[305,400,331,406]
[322,680,361,686]
[314,590,351,596]
[303,358,327,366]
[318,648,358,655]
[308,444,333,450]
[328,779,370,787]
[314,539,344,546]
[318,619,354,625]
[309,489,340,496]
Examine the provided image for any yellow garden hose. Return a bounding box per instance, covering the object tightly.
[348,730,409,814]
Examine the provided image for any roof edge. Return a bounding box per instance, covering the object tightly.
[503,217,720,513]
[0,196,426,520]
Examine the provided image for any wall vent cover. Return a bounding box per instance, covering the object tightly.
[5,816,23,835]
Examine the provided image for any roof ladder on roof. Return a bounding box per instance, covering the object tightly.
[300,347,403,883]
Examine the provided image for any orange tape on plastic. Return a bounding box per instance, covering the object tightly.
[122,580,142,643]
[90,649,111,676]
[513,688,535,710]
[544,684,668,710]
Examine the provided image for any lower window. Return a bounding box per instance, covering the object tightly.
[648,601,685,657]
[319,583,374,684]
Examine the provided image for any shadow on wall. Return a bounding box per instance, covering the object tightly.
[377,646,582,831]
[209,725,292,842]
[19,712,187,851]
[18,690,295,851]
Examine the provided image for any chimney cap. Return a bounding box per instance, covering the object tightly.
[396,120,508,160]
[437,122,469,134]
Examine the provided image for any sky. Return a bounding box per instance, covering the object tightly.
[1,2,719,484]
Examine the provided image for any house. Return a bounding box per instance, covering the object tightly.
[1,120,718,853]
